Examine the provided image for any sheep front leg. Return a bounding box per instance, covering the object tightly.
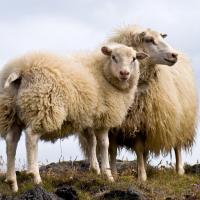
[174,146,185,175]
[135,140,147,181]
[109,134,118,177]
[25,127,42,184]
[6,125,21,192]
[96,129,114,182]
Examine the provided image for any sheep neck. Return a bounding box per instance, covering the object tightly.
[137,60,159,93]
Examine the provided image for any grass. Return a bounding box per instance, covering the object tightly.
[0,161,199,199]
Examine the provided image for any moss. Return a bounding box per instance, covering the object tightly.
[77,190,92,200]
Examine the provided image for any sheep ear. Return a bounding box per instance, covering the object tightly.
[101,46,112,56]
[161,33,167,38]
[136,52,148,60]
[4,72,20,89]
[133,31,146,44]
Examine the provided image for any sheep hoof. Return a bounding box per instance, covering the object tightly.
[5,178,18,192]
[138,174,147,182]
[26,171,42,184]
[34,176,42,185]
[103,170,114,182]
[90,166,101,175]
[111,169,118,178]
[11,183,19,193]
[91,168,101,175]
[177,168,185,175]
[108,176,114,182]
[111,173,118,180]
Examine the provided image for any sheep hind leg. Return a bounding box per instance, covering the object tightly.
[143,150,149,170]
[82,128,100,174]
[96,129,114,182]
[109,134,118,177]
[135,140,147,181]
[5,125,22,192]
[25,127,42,184]
[174,146,185,175]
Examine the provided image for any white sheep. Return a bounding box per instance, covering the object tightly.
[79,25,199,181]
[0,44,147,191]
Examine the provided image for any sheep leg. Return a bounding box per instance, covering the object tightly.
[88,131,100,174]
[174,146,185,175]
[135,140,147,181]
[6,125,21,192]
[25,127,42,184]
[82,129,100,174]
[109,134,118,177]
[143,150,148,170]
[96,129,114,182]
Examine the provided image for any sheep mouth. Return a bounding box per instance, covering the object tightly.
[120,77,129,81]
[164,58,177,65]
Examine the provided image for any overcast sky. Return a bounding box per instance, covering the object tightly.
[0,0,199,169]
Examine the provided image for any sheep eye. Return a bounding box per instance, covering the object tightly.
[145,37,156,45]
[132,57,136,62]
[112,55,118,63]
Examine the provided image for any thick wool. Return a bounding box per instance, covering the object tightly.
[0,93,17,136]
[0,66,24,136]
[107,26,199,155]
[0,53,96,135]
[0,47,139,140]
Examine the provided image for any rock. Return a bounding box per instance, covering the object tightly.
[0,186,79,200]
[0,194,13,200]
[103,188,145,200]
[40,161,89,175]
[116,160,137,176]
[185,164,200,174]
[55,185,78,200]
[18,186,59,200]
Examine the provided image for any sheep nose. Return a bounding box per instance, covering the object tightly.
[171,53,178,59]
[120,70,130,76]
[166,52,178,63]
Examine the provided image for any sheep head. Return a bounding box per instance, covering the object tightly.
[133,29,178,66]
[101,44,148,82]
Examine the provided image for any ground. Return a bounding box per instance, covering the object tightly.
[0,160,199,199]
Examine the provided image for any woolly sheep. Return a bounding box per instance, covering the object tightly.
[80,25,199,181]
[0,44,147,191]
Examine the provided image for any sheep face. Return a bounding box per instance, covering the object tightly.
[136,29,178,66]
[101,45,147,81]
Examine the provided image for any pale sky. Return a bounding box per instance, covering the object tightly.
[0,0,199,169]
